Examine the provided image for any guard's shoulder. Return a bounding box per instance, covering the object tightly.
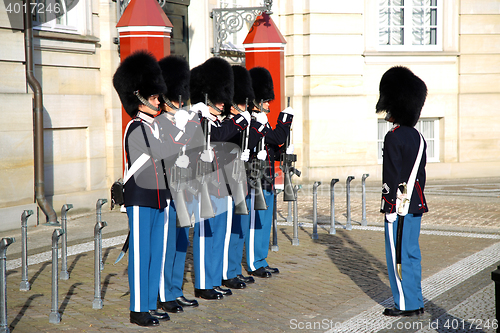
[390,125,401,133]
[124,118,142,136]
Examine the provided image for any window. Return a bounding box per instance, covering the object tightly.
[378,0,442,51]
[378,118,440,163]
[34,0,88,34]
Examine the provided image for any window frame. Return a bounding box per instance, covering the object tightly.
[377,0,443,52]
[33,0,88,35]
[378,118,440,164]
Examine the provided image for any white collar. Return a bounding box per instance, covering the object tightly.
[137,112,155,124]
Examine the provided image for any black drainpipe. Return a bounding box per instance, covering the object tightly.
[24,2,58,224]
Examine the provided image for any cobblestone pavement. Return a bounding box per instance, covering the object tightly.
[1,178,499,332]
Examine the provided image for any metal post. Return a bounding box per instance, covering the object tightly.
[312,181,321,240]
[60,204,73,280]
[20,210,33,291]
[96,199,107,271]
[330,179,339,234]
[346,176,355,231]
[49,229,64,324]
[286,202,292,222]
[492,265,500,333]
[0,237,15,333]
[271,189,279,252]
[361,174,369,226]
[291,185,301,246]
[93,220,107,309]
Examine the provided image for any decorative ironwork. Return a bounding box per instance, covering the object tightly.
[117,0,168,20]
[211,0,272,57]
[116,0,273,62]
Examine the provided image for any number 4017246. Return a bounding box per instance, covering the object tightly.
[6,2,61,14]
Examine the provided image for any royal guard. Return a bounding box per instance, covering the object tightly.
[377,66,428,317]
[113,51,194,327]
[243,66,294,278]
[189,57,250,299]
[157,55,201,313]
[221,65,260,289]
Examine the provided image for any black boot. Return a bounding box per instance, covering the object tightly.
[149,310,170,321]
[194,288,223,300]
[158,300,183,313]
[222,277,246,289]
[237,274,255,284]
[130,311,160,326]
[176,296,199,307]
[213,286,232,295]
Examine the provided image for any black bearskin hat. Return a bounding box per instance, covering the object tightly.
[249,67,274,103]
[232,65,255,106]
[376,66,427,127]
[158,55,190,104]
[190,57,234,105]
[113,51,167,117]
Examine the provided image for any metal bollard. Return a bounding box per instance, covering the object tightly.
[60,204,73,280]
[291,185,301,246]
[346,176,355,230]
[96,199,107,271]
[330,179,339,234]
[49,229,64,324]
[271,189,280,252]
[361,174,369,226]
[312,181,321,240]
[492,266,500,332]
[93,220,107,309]
[20,210,33,291]
[0,237,15,333]
[286,202,292,222]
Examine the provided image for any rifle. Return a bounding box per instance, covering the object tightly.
[280,97,301,201]
[247,99,271,210]
[196,94,216,218]
[169,95,197,227]
[232,99,249,215]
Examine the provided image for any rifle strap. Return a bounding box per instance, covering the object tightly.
[406,132,424,202]
[122,121,154,185]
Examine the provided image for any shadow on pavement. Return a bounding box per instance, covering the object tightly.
[9,293,43,331]
[28,262,50,287]
[59,282,83,319]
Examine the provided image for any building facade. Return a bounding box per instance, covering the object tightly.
[0,0,498,230]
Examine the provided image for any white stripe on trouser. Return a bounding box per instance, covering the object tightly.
[198,197,206,289]
[222,196,232,280]
[388,219,405,310]
[159,202,169,302]
[249,189,256,271]
[133,206,140,311]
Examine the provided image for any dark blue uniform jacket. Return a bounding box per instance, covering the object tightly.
[381,125,428,215]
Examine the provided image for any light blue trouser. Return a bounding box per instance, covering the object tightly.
[192,196,229,289]
[385,213,424,311]
[159,201,189,302]
[222,198,239,280]
[172,226,189,298]
[126,206,165,312]
[242,189,274,272]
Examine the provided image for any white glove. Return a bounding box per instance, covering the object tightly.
[200,148,214,163]
[286,144,294,154]
[240,111,251,124]
[174,109,190,131]
[175,154,189,168]
[257,150,267,161]
[282,106,294,116]
[254,112,268,126]
[385,213,397,223]
[191,102,211,119]
[240,149,250,162]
